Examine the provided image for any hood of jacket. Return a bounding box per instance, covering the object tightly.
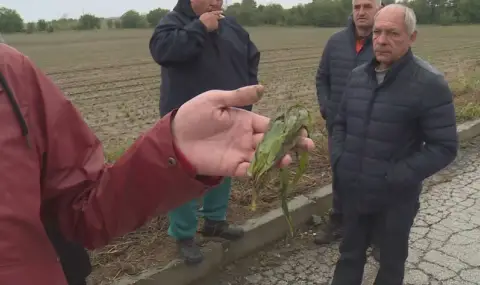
[173,0,198,18]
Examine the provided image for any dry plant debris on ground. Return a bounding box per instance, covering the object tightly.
[5,25,480,284]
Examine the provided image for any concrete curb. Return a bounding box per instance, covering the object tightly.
[115,118,480,285]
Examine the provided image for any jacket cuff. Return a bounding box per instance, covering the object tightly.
[170,109,224,186]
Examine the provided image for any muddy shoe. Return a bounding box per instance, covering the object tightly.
[314,226,342,244]
[314,217,343,245]
[202,220,244,240]
[177,238,203,265]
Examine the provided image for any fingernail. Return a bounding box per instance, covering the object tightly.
[256,85,264,99]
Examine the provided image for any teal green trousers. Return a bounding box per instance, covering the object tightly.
[168,177,232,240]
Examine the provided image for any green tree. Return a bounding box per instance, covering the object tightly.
[225,0,260,26]
[258,4,285,25]
[0,7,24,33]
[456,0,480,23]
[305,0,346,27]
[146,8,169,27]
[37,19,47,31]
[26,22,35,33]
[382,0,396,5]
[120,10,148,29]
[77,14,101,30]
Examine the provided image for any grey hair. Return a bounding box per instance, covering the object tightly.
[403,5,417,35]
[375,3,417,35]
[352,0,382,6]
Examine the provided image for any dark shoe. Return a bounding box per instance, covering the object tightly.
[177,238,203,265]
[314,224,343,244]
[201,220,244,240]
[314,214,343,245]
[372,245,380,262]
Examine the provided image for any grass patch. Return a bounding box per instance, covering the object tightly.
[451,63,480,122]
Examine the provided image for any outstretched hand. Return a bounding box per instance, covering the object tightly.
[172,85,315,177]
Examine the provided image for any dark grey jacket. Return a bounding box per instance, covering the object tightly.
[316,16,374,133]
[331,49,458,212]
[149,0,260,116]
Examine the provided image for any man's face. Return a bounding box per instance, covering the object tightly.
[191,0,222,14]
[373,6,417,66]
[209,0,224,11]
[352,0,379,29]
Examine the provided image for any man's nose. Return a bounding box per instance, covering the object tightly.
[376,34,387,44]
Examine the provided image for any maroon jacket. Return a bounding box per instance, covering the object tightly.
[0,43,221,284]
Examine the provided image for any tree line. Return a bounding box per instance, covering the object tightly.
[0,7,169,34]
[1,0,479,34]
[226,0,480,27]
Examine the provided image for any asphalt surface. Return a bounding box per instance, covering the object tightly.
[199,136,480,285]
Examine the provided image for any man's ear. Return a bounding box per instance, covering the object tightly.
[410,30,417,44]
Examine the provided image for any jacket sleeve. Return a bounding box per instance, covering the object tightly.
[316,39,331,119]
[149,14,208,67]
[388,75,458,185]
[247,38,260,85]
[23,56,220,250]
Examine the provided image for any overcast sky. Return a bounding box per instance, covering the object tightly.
[2,0,311,22]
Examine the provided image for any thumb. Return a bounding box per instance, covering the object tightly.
[214,85,265,108]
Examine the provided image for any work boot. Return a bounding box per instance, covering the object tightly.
[314,212,343,245]
[177,238,204,265]
[201,219,244,240]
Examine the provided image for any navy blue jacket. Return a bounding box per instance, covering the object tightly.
[149,0,260,116]
[316,16,374,133]
[331,49,458,212]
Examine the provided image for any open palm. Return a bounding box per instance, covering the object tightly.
[172,85,315,177]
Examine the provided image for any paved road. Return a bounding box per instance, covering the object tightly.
[200,136,480,285]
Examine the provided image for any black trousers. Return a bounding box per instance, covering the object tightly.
[371,201,420,250]
[44,221,92,285]
[331,201,418,285]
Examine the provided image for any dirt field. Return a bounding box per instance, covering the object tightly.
[4,25,480,285]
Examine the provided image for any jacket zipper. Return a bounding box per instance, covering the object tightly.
[359,75,382,175]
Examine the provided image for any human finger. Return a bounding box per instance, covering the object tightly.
[250,112,271,134]
[295,137,315,152]
[252,133,264,149]
[234,161,251,177]
[213,85,264,109]
[277,154,293,168]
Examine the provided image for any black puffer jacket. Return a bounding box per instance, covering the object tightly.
[331,49,458,212]
[315,16,374,133]
[149,0,260,116]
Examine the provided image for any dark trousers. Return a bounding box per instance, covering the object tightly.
[331,201,418,285]
[371,200,421,251]
[44,221,92,285]
[327,134,342,215]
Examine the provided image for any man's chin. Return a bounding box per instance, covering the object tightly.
[375,54,391,62]
[355,19,368,24]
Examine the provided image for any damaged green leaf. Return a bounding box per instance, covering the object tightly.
[247,104,313,237]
